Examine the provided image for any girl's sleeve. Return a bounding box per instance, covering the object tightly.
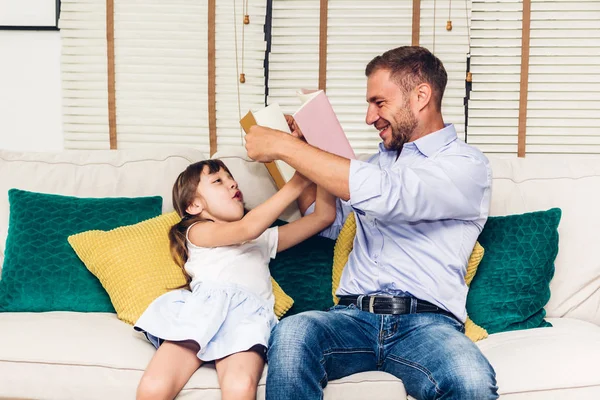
[264,226,279,259]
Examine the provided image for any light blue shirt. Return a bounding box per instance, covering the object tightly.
[307,124,492,322]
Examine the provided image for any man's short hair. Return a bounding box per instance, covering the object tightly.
[365,46,448,111]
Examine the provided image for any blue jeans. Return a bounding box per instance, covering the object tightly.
[266,304,498,400]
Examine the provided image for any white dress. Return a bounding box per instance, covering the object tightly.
[134,226,279,362]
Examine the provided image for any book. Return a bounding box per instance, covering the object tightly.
[240,90,354,189]
[293,89,356,160]
[240,103,296,189]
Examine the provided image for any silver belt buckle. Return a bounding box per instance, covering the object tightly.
[369,296,375,313]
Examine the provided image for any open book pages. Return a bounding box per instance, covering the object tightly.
[240,103,295,188]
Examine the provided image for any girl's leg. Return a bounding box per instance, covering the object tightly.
[137,340,202,400]
[215,346,266,400]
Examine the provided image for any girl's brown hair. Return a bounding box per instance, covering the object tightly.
[168,159,233,287]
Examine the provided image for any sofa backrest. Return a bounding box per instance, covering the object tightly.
[0,147,302,273]
[0,147,206,268]
[2,148,598,326]
[488,155,600,326]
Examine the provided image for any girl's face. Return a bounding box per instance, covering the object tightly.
[187,166,245,222]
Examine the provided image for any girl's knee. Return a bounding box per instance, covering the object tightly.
[220,374,258,400]
[136,375,173,400]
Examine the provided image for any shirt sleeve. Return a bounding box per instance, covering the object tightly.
[263,226,279,259]
[304,197,352,240]
[347,153,491,225]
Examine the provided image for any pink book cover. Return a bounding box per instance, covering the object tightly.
[293,89,356,160]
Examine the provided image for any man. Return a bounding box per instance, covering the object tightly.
[245,46,498,400]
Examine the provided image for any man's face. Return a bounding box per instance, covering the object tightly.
[365,68,418,151]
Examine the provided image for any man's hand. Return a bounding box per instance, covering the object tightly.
[245,125,291,162]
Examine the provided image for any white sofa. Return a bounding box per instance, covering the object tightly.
[1,147,599,399]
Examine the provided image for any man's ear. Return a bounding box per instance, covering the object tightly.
[414,83,433,112]
[186,198,205,216]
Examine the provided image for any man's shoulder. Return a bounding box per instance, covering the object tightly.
[440,138,489,164]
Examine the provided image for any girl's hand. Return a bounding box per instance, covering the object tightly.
[285,115,305,141]
[288,171,311,189]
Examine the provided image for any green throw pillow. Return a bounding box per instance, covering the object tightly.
[269,220,335,316]
[0,189,162,312]
[466,208,561,334]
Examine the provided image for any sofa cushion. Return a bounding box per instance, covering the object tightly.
[269,220,336,315]
[478,318,600,398]
[0,189,162,312]
[67,212,188,324]
[68,212,294,324]
[0,312,406,400]
[467,208,561,334]
[487,155,600,326]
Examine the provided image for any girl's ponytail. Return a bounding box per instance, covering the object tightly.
[168,216,200,289]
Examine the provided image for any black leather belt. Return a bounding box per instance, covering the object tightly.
[338,295,457,320]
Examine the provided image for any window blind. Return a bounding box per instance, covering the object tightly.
[420,0,471,140]
[215,0,268,152]
[268,0,414,154]
[267,0,320,115]
[526,0,600,154]
[325,0,413,154]
[61,0,211,151]
[60,0,110,149]
[467,0,523,154]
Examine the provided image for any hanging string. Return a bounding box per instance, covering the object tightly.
[464,0,471,50]
[233,0,243,143]
[432,0,437,53]
[240,0,249,83]
[464,0,472,82]
[447,0,453,31]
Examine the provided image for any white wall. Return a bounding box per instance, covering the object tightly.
[0,30,63,151]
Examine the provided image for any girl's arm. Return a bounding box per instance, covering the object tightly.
[276,184,337,252]
[188,173,311,248]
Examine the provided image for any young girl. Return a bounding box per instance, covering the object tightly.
[134,159,335,400]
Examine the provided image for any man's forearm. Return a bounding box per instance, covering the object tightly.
[278,136,351,201]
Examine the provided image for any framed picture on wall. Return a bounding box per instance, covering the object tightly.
[0,0,60,30]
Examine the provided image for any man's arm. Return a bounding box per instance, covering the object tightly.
[346,153,491,224]
[245,126,351,201]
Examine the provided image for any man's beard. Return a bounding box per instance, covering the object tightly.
[385,109,418,151]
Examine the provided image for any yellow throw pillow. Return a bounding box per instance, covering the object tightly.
[331,212,488,342]
[68,212,294,325]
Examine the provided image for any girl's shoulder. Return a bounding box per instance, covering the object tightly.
[186,220,212,249]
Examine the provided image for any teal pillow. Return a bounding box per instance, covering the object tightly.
[0,189,162,312]
[269,221,335,315]
[467,208,561,334]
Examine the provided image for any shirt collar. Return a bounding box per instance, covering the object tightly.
[378,124,457,157]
